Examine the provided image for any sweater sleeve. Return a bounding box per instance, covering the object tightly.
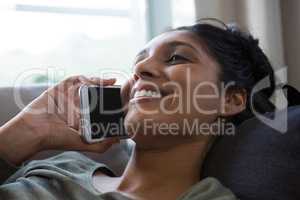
[0,152,110,200]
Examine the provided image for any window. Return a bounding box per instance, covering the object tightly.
[0,0,196,87]
[0,0,147,86]
[145,0,196,39]
[171,0,196,27]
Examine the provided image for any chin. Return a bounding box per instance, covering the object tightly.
[124,109,155,137]
[125,111,177,139]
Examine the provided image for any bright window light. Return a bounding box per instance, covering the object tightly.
[0,0,147,86]
[0,0,196,86]
[172,0,196,27]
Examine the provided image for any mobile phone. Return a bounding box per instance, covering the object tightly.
[79,85,128,143]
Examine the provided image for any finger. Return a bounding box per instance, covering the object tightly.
[60,127,120,153]
[46,75,88,103]
[78,76,115,84]
[69,78,116,94]
[88,77,116,86]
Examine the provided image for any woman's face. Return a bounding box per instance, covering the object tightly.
[122,30,224,149]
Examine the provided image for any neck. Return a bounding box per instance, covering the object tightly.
[117,139,209,200]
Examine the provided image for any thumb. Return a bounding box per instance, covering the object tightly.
[48,127,120,153]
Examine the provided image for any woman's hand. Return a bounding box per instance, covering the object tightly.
[0,76,120,165]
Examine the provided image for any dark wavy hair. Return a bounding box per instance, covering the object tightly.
[174,19,276,125]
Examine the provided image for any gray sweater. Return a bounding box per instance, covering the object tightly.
[0,152,237,200]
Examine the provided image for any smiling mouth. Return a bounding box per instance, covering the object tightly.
[134,89,162,98]
[130,89,172,103]
[130,89,162,103]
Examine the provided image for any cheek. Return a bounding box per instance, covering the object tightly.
[189,81,221,116]
[173,67,221,123]
[168,67,220,106]
[165,66,191,83]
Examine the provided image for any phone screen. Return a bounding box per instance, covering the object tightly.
[88,86,126,139]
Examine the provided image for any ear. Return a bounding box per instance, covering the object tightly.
[220,88,247,117]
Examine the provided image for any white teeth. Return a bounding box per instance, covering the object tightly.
[134,89,162,98]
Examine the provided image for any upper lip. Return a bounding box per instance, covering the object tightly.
[130,81,172,99]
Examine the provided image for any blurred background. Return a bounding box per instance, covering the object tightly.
[0,0,298,89]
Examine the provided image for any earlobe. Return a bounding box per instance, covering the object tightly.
[220,90,247,117]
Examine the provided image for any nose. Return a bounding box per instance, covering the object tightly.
[133,58,161,81]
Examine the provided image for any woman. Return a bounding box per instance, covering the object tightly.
[0,20,275,200]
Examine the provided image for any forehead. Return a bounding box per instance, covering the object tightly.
[141,30,204,54]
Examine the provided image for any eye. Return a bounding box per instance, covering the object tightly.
[167,54,189,65]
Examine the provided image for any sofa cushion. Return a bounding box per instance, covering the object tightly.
[202,106,300,200]
[0,86,47,126]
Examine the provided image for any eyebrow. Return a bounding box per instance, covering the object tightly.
[135,41,198,58]
[168,41,198,52]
